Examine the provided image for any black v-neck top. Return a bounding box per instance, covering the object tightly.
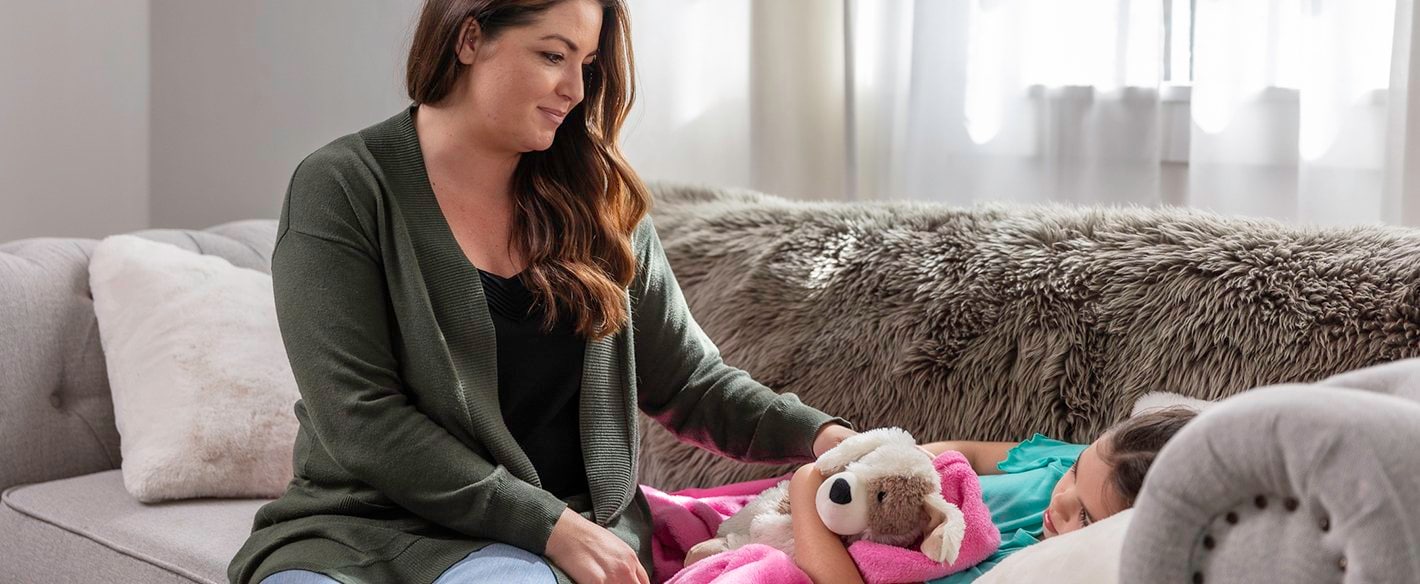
[478,267,590,499]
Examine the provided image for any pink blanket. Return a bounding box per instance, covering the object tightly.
[642,451,999,584]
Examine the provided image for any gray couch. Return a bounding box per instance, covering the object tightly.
[4,182,1420,583]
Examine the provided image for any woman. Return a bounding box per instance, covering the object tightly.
[225,1,856,583]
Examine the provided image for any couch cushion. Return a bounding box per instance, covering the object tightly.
[1,470,271,583]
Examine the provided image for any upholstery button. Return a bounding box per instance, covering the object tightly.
[1225,512,1239,524]
[1320,516,1331,532]
[49,393,63,409]
[1284,497,1299,512]
[1192,572,1204,584]
[1254,495,1268,509]
[1202,535,1216,550]
[1338,556,1347,572]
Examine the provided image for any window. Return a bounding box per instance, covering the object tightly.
[1163,0,1193,84]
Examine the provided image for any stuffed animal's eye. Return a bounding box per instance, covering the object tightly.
[876,491,886,503]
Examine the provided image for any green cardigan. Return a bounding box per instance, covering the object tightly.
[227,105,851,584]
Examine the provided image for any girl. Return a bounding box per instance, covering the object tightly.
[785,407,1199,584]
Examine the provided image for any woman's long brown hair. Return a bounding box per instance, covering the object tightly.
[407,0,651,341]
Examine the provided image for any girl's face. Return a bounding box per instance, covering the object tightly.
[454,0,602,154]
[1040,436,1129,539]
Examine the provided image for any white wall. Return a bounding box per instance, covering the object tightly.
[0,1,419,241]
[148,0,420,230]
[0,1,150,241]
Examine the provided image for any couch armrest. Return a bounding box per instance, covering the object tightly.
[1121,385,1420,583]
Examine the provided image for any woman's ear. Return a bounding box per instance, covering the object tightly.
[920,493,966,565]
[456,16,480,65]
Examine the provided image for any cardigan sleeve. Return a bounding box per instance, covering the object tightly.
[270,149,567,555]
[630,215,853,463]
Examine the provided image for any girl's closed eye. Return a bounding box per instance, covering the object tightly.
[1068,464,1094,526]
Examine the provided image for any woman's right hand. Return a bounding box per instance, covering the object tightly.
[545,507,650,584]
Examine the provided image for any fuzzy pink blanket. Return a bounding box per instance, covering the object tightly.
[642,451,999,584]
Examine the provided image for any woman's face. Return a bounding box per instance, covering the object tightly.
[454,0,602,153]
[1040,437,1129,540]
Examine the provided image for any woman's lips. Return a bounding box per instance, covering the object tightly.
[1042,508,1057,535]
[539,107,566,124]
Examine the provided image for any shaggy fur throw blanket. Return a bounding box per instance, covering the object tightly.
[637,182,1420,491]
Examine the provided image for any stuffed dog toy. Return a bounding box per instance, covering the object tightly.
[685,427,967,566]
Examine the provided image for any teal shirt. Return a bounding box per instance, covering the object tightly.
[929,434,1087,583]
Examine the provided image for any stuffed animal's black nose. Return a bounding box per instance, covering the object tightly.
[829,477,852,505]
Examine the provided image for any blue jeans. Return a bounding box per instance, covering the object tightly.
[258,543,556,584]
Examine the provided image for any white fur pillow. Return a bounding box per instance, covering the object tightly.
[89,235,299,502]
[976,509,1135,583]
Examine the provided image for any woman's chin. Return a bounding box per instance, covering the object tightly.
[525,134,557,152]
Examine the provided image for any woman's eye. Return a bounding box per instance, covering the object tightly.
[543,52,564,64]
[1078,507,1092,527]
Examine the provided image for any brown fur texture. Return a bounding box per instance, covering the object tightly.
[636,182,1420,491]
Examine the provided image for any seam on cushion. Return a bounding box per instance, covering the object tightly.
[215,226,266,267]
[70,239,93,263]
[63,314,121,468]
[182,231,204,255]
[1,484,208,584]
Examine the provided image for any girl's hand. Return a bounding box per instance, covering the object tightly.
[789,464,866,584]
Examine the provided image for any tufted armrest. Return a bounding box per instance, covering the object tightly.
[1120,385,1420,583]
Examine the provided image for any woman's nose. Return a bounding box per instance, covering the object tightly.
[559,69,584,106]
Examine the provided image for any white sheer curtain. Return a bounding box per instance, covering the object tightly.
[621,0,1420,226]
[621,0,850,200]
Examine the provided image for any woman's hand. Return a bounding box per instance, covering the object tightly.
[812,424,858,458]
[545,507,650,584]
[789,464,866,584]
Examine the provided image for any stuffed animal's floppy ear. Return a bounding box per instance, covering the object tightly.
[920,492,966,565]
[815,427,918,475]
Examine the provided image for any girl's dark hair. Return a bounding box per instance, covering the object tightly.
[406,0,650,340]
[1100,406,1200,508]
